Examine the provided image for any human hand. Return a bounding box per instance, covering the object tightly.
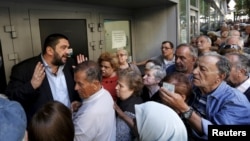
[72,54,88,69]
[114,102,125,117]
[159,87,188,113]
[31,62,45,89]
[71,101,82,113]
[77,54,88,64]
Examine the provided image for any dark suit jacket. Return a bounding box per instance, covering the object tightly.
[141,86,162,103]
[244,87,250,102]
[5,55,80,124]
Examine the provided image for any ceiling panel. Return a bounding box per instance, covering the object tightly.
[1,0,175,9]
[54,0,174,9]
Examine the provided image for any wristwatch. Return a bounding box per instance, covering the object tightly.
[181,107,193,119]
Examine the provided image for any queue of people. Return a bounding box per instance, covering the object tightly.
[1,31,250,141]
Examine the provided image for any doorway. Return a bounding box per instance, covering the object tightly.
[103,20,132,62]
[0,40,7,93]
[39,19,89,60]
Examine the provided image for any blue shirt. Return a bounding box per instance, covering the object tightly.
[191,81,250,140]
[41,56,70,108]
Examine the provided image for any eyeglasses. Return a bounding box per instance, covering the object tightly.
[223,44,241,50]
[162,47,172,50]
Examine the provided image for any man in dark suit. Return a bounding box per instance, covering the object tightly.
[5,33,82,124]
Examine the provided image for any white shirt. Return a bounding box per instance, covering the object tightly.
[237,76,250,93]
[73,87,116,141]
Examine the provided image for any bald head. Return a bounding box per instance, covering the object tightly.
[225,36,244,49]
[228,30,240,37]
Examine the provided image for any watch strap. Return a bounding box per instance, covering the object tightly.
[181,107,193,119]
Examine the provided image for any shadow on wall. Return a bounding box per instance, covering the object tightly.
[138,64,145,76]
[0,40,7,93]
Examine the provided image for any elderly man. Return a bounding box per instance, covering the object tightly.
[160,52,250,140]
[225,52,250,102]
[196,35,212,56]
[166,43,197,78]
[73,60,116,141]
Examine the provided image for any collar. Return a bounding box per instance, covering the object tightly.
[237,76,250,93]
[41,55,65,74]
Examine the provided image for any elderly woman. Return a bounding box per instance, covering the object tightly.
[98,52,119,102]
[115,101,188,141]
[116,48,141,76]
[114,69,144,141]
[141,60,166,103]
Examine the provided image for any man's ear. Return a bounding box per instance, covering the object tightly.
[46,46,54,55]
[155,79,161,84]
[92,80,101,90]
[219,73,227,81]
[239,68,247,76]
[192,57,197,63]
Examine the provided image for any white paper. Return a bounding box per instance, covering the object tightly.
[163,82,175,93]
[112,30,126,48]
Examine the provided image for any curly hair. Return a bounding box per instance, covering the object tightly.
[97,52,119,71]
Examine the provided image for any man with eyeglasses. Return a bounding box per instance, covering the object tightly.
[135,41,175,71]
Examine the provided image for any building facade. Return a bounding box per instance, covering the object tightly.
[0,0,228,92]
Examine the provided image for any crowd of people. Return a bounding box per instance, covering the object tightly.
[1,26,250,141]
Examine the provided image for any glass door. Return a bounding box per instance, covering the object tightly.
[190,10,199,39]
[103,20,132,62]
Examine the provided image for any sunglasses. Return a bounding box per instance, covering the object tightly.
[223,44,241,50]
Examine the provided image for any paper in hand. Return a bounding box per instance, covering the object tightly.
[163,82,175,93]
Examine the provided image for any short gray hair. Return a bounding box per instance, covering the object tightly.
[145,62,166,81]
[226,52,250,75]
[176,43,198,58]
[198,35,212,45]
[74,60,102,82]
[201,52,231,80]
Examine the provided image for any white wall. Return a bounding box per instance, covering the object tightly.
[133,4,178,62]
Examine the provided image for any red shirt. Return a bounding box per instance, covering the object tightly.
[101,75,118,102]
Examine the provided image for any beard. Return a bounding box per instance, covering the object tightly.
[52,51,67,66]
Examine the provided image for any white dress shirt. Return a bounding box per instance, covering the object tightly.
[73,87,116,141]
